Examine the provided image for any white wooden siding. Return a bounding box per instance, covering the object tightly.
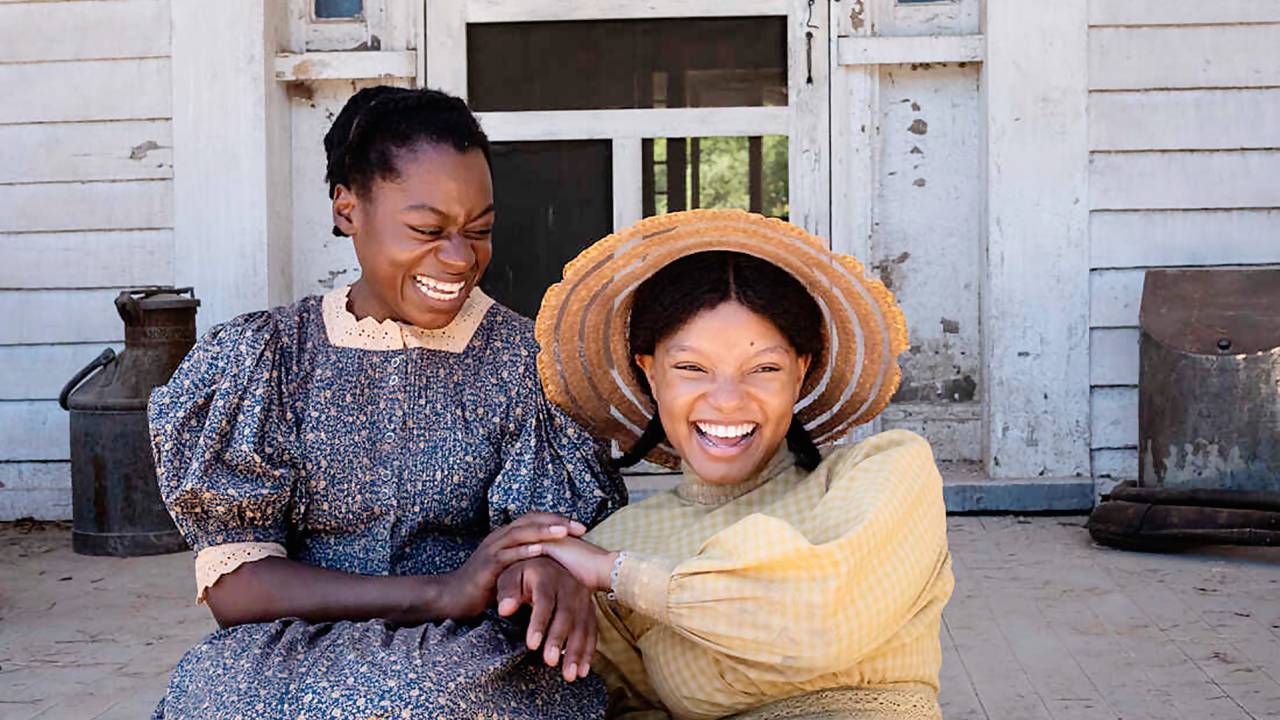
[0,344,124,400]
[0,121,173,184]
[1090,24,1280,90]
[0,0,173,520]
[1086,9,1280,492]
[0,0,169,63]
[0,230,174,289]
[1089,89,1280,152]
[0,58,171,124]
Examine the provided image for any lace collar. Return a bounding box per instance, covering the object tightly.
[321,284,494,352]
[674,446,797,506]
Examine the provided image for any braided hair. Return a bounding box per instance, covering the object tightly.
[323,86,491,237]
[616,251,826,471]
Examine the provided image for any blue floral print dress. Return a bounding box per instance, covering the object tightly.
[147,287,627,719]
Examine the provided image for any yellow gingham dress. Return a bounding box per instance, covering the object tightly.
[585,430,954,720]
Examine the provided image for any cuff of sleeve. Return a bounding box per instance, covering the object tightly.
[194,541,287,603]
[613,553,680,623]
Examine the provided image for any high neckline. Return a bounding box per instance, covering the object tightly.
[673,447,797,506]
[321,284,494,351]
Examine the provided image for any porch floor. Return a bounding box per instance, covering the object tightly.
[2,517,1279,719]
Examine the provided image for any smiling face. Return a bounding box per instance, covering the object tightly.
[333,142,494,329]
[636,301,811,485]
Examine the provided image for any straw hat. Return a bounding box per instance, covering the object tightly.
[535,209,908,467]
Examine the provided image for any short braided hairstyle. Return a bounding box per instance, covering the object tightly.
[323,86,491,237]
[617,251,826,471]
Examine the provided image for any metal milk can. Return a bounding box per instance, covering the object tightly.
[59,287,200,556]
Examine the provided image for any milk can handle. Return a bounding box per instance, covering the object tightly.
[58,348,117,411]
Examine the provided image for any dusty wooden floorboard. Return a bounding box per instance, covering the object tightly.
[5,520,1280,720]
[943,515,1280,720]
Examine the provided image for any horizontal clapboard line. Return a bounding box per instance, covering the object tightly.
[0,53,168,66]
[0,177,172,187]
[1090,85,1280,93]
[1090,21,1280,29]
[1090,147,1280,155]
[0,116,171,128]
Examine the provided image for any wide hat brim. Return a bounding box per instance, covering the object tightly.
[535,209,908,468]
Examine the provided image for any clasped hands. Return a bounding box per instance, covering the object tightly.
[447,513,618,683]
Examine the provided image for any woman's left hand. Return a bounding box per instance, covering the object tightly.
[496,557,599,682]
[533,536,618,593]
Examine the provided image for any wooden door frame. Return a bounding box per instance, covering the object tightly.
[425,0,830,238]
[829,0,1092,501]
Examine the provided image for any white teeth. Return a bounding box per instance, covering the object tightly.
[414,275,466,301]
[696,422,757,439]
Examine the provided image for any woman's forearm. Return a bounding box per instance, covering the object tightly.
[205,556,460,628]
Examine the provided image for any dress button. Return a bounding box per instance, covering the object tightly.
[383,431,395,443]
[389,374,400,384]
[390,357,401,368]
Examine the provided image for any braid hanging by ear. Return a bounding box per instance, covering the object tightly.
[613,416,667,469]
[786,415,822,471]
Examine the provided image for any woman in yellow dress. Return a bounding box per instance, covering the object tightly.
[522,210,955,719]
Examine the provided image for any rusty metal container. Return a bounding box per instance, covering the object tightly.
[59,287,200,556]
[1139,268,1280,492]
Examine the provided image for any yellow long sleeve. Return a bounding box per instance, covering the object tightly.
[588,430,953,720]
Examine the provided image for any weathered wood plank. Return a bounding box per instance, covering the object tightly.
[1099,547,1280,717]
[476,107,789,142]
[1090,150,1280,211]
[0,462,70,520]
[0,120,172,184]
[0,230,173,289]
[942,521,1056,719]
[836,34,985,66]
[1090,89,1280,151]
[1091,386,1137,449]
[466,0,787,22]
[0,400,68,461]
[273,50,416,81]
[1090,268,1145,328]
[1090,0,1280,27]
[0,289,125,345]
[0,0,168,64]
[881,403,982,463]
[0,343,123,400]
[1090,209,1280,269]
[938,617,989,720]
[0,58,170,125]
[0,180,172,234]
[1090,327,1140,386]
[1092,448,1138,495]
[171,1,295,331]
[983,0,1092,480]
[1090,24,1280,91]
[0,486,71,521]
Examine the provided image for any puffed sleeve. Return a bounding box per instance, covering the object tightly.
[612,430,953,719]
[487,355,627,531]
[148,311,299,554]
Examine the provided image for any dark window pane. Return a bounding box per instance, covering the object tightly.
[482,141,613,318]
[644,135,788,220]
[469,18,786,112]
[315,0,362,19]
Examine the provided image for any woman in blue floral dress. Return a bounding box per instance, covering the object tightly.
[147,86,627,719]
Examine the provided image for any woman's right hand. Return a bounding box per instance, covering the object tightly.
[444,513,588,618]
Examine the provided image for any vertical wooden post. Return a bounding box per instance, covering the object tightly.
[981,0,1091,479]
[425,0,467,97]
[689,137,701,209]
[668,138,687,211]
[171,0,293,331]
[789,0,830,237]
[748,136,764,213]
